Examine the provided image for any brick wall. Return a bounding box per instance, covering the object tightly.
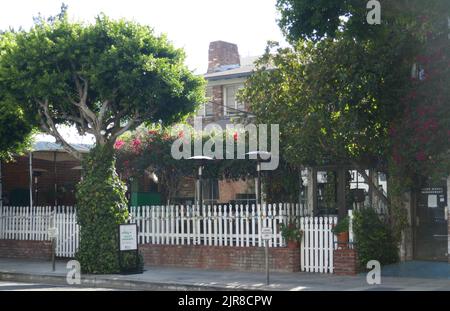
[0,240,52,260]
[333,248,359,276]
[140,244,300,272]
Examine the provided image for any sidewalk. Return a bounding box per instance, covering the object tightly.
[0,258,448,291]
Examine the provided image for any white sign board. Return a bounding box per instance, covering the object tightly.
[119,224,138,251]
[261,227,273,240]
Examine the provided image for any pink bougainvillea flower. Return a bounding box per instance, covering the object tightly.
[131,138,142,153]
[114,139,125,150]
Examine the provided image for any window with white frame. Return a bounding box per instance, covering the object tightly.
[224,84,245,115]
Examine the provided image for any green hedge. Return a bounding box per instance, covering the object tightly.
[353,208,399,270]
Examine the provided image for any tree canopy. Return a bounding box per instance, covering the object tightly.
[243,1,450,209]
[0,13,205,159]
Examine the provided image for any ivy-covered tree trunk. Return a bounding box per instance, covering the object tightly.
[75,144,129,274]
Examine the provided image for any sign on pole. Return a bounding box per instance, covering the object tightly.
[261,227,273,240]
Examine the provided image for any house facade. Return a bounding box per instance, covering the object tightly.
[173,41,259,205]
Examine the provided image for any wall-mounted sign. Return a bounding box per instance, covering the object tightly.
[119,224,137,251]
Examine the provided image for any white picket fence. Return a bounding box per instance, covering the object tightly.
[130,203,307,248]
[0,204,339,273]
[0,206,79,258]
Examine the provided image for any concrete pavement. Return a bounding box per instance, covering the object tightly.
[0,258,448,291]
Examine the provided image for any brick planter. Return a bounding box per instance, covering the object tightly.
[0,240,52,260]
[333,248,359,275]
[140,244,300,272]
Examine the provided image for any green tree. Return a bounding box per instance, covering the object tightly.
[0,12,205,273]
[0,97,34,160]
[244,1,450,206]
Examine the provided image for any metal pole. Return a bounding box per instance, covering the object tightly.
[198,165,203,208]
[54,152,57,207]
[257,162,261,205]
[265,239,269,285]
[29,152,33,209]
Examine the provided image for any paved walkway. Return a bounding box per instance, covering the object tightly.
[0,259,448,291]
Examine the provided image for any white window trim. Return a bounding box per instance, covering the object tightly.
[223,84,244,116]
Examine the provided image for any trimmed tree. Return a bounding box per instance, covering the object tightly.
[0,13,205,273]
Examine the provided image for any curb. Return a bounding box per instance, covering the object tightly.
[0,272,254,291]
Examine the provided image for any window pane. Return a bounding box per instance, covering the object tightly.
[205,87,213,116]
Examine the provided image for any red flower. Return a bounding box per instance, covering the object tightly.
[178,131,184,138]
[131,138,142,153]
[148,130,158,135]
[114,140,125,150]
[233,132,238,141]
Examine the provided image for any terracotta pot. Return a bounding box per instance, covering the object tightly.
[287,241,300,249]
[337,232,349,248]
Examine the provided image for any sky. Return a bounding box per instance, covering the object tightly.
[0,0,287,74]
[0,0,287,144]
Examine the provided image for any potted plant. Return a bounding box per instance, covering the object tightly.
[332,216,350,248]
[279,222,303,248]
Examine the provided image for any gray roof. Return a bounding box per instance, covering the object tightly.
[32,141,92,153]
[204,56,259,81]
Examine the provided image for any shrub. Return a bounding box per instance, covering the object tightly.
[353,208,399,269]
[279,222,303,242]
[75,145,129,274]
[331,216,349,234]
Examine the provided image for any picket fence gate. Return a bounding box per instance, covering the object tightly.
[0,204,339,273]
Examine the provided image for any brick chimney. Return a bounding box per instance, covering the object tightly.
[208,41,240,73]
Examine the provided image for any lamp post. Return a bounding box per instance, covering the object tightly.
[188,156,213,207]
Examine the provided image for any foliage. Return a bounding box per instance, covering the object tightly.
[241,35,415,170]
[0,8,205,273]
[115,124,304,204]
[276,0,450,42]
[0,97,34,160]
[331,216,349,234]
[353,208,399,268]
[279,221,303,242]
[244,1,450,236]
[115,125,258,204]
[75,145,129,273]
